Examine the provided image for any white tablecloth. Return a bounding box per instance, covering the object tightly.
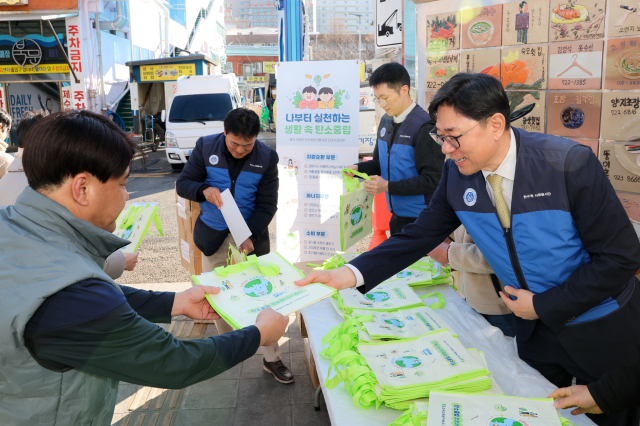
[301,283,597,426]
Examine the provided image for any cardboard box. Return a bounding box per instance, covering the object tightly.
[303,337,320,389]
[599,141,640,195]
[296,310,308,338]
[176,189,203,276]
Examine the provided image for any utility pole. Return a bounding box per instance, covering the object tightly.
[346,13,362,61]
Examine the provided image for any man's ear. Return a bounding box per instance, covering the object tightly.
[486,113,506,138]
[70,173,91,207]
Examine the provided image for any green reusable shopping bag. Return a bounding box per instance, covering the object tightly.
[387,257,453,288]
[388,402,429,426]
[333,281,426,315]
[426,391,582,426]
[340,168,373,251]
[193,252,335,329]
[113,202,163,253]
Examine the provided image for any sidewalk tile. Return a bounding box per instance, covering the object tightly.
[114,383,143,414]
[290,375,318,405]
[113,410,176,426]
[175,408,235,426]
[289,332,305,353]
[292,404,331,426]
[237,377,293,407]
[233,404,292,426]
[213,363,241,380]
[203,323,220,338]
[290,352,309,376]
[182,379,238,409]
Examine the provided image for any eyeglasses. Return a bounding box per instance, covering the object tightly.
[429,121,482,149]
[372,97,389,107]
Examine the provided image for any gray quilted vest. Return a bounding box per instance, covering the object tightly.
[0,187,128,426]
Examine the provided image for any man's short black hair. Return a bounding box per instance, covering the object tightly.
[369,62,410,92]
[17,110,48,148]
[23,110,140,191]
[0,108,11,130]
[302,86,317,94]
[223,107,261,140]
[428,73,511,130]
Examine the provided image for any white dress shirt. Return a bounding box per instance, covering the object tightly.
[346,129,517,288]
[481,128,517,211]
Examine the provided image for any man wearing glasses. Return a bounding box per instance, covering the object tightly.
[348,62,444,235]
[297,73,640,426]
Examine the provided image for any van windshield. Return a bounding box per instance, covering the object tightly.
[169,94,232,123]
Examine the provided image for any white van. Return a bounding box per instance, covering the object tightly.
[163,74,242,169]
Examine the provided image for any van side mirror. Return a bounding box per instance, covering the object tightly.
[161,110,166,122]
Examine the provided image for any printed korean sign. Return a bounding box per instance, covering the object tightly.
[600,92,640,140]
[547,91,602,138]
[426,52,459,91]
[140,64,195,82]
[65,16,87,110]
[605,36,640,89]
[549,40,604,89]
[276,61,359,262]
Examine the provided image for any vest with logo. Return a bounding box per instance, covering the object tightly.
[378,105,432,218]
[0,187,126,426]
[199,133,271,231]
[449,128,624,328]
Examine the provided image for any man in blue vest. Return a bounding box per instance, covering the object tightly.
[296,73,640,426]
[348,62,444,234]
[177,108,294,384]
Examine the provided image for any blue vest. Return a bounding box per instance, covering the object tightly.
[449,129,617,325]
[378,105,432,218]
[199,133,271,230]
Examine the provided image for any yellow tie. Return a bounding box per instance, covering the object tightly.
[487,174,510,229]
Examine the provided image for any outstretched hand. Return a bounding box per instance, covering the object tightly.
[549,385,603,415]
[295,266,357,291]
[172,285,222,320]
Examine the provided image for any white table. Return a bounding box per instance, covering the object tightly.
[301,283,597,426]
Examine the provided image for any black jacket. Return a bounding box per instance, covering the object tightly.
[176,136,279,256]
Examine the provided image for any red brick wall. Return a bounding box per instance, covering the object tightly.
[227,55,278,75]
[0,0,78,11]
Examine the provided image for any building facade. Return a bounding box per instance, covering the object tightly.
[313,0,372,34]
[225,0,278,28]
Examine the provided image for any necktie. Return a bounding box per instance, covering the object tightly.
[487,174,510,228]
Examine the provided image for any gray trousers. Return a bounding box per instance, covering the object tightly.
[200,234,282,362]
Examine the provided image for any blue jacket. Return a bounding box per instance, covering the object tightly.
[350,128,640,342]
[377,106,433,217]
[176,133,279,256]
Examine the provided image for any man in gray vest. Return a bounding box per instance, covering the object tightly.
[349,62,444,234]
[0,110,288,426]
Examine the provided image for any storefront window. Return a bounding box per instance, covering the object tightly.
[10,21,42,39]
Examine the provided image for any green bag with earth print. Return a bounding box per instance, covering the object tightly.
[340,168,373,251]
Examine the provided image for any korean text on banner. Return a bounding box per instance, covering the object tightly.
[275,61,360,263]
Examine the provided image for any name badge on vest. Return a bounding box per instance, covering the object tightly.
[463,188,477,206]
[209,155,219,165]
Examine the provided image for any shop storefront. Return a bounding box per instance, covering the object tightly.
[125,55,218,132]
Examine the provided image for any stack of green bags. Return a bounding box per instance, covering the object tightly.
[324,330,493,409]
[320,293,453,359]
